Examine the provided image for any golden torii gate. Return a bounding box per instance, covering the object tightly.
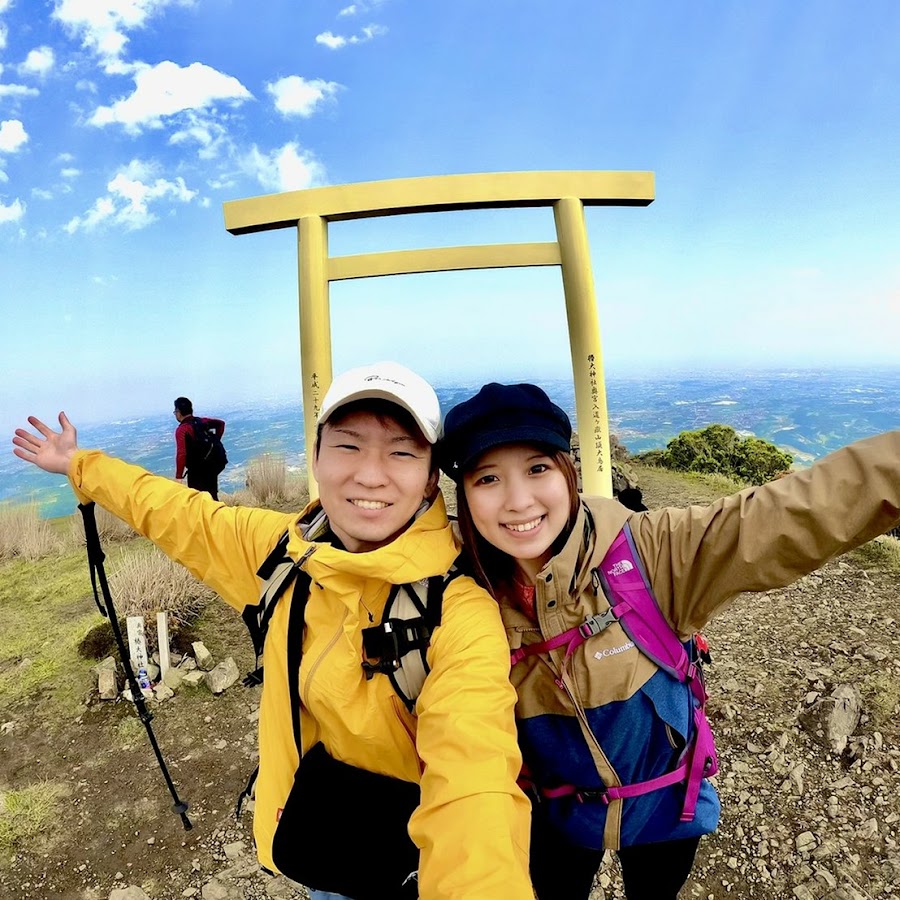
[223,170,654,498]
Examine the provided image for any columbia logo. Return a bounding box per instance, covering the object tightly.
[607,560,634,577]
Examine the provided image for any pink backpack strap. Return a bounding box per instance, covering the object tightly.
[596,525,693,682]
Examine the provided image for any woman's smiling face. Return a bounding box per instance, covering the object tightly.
[462,443,573,579]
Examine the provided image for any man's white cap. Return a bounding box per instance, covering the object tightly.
[318,362,442,444]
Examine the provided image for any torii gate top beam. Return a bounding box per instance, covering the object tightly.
[224,170,654,233]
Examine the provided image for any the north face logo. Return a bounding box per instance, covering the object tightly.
[607,559,634,577]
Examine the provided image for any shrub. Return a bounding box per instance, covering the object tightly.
[632,449,666,468]
[662,425,792,485]
[0,503,62,561]
[733,437,794,485]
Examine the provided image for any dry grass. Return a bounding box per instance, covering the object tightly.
[108,545,215,648]
[219,488,256,508]
[0,503,63,561]
[69,504,136,546]
[223,453,309,512]
[246,453,287,505]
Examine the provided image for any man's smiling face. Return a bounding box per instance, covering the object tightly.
[312,408,437,553]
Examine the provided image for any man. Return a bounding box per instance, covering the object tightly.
[12,363,532,900]
[173,396,226,499]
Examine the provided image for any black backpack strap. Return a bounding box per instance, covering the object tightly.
[236,532,312,815]
[242,530,298,683]
[235,764,259,820]
[285,569,313,753]
[236,561,312,813]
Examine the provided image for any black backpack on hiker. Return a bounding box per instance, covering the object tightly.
[187,416,227,475]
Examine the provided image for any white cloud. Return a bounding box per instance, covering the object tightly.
[0,0,12,14]
[0,119,28,152]
[339,1,385,15]
[0,83,40,99]
[240,143,325,193]
[32,187,54,199]
[64,195,115,232]
[360,24,387,40]
[56,152,75,162]
[64,158,198,232]
[0,22,7,52]
[19,46,56,77]
[0,198,25,224]
[168,110,231,159]
[52,0,193,73]
[89,60,251,131]
[266,76,341,118]
[315,24,387,50]
[315,32,347,50]
[60,167,81,178]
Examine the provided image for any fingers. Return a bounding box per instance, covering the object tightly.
[26,416,55,438]
[59,411,75,433]
[12,429,41,451]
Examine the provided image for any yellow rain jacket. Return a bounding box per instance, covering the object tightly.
[68,451,532,900]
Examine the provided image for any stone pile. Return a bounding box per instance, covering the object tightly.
[93,640,241,705]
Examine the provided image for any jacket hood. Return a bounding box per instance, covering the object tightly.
[285,490,458,588]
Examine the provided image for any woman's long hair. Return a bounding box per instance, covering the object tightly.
[456,447,580,598]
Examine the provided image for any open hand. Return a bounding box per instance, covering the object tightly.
[12,412,79,475]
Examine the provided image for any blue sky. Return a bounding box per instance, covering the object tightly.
[1,0,899,434]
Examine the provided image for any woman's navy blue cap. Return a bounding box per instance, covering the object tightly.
[439,383,572,481]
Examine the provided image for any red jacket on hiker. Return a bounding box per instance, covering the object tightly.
[174,416,225,478]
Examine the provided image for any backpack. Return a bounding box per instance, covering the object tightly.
[511,522,718,824]
[187,416,227,475]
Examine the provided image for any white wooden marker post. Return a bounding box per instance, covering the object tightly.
[126,616,148,670]
[156,611,171,677]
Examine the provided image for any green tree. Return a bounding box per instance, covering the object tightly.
[733,437,793,484]
[662,426,793,484]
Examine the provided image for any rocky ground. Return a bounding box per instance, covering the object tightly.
[1,465,898,900]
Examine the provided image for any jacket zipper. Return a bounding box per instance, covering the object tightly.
[555,666,622,787]
[301,605,348,708]
[391,695,422,775]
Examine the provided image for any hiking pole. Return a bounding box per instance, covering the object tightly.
[79,502,192,831]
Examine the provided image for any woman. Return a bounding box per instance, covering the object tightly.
[439,382,900,900]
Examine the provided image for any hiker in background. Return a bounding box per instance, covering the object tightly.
[173,396,226,499]
[12,363,533,900]
[439,382,900,900]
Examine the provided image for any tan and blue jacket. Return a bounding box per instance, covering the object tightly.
[68,450,533,900]
[501,431,900,850]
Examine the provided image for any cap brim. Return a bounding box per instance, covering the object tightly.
[457,424,571,473]
[319,388,440,444]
